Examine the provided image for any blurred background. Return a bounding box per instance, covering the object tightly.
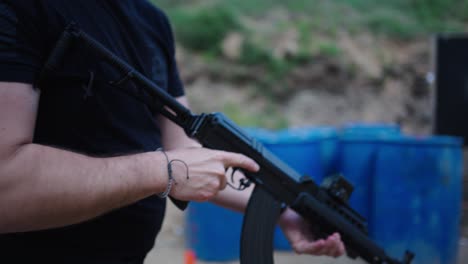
[145,1,468,263]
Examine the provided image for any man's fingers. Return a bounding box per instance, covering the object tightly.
[294,239,327,255]
[218,166,228,190]
[322,235,342,257]
[293,234,345,257]
[320,234,345,257]
[331,233,346,256]
[219,151,260,172]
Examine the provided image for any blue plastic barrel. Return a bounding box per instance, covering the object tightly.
[372,136,463,264]
[186,202,244,261]
[286,126,340,176]
[261,127,337,184]
[342,122,401,137]
[336,124,401,229]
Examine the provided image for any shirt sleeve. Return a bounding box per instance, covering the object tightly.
[0,2,43,84]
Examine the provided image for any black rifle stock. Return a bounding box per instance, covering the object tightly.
[41,24,414,264]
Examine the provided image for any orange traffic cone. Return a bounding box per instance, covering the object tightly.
[184,249,196,264]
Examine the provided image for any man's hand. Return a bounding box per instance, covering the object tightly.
[278,208,346,257]
[166,147,259,202]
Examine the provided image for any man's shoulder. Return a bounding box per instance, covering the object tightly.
[134,1,172,28]
[2,0,55,15]
[1,0,67,31]
[134,1,168,18]
[130,1,175,48]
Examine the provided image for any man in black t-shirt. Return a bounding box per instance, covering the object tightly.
[0,1,345,263]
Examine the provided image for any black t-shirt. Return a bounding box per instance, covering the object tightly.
[0,0,184,261]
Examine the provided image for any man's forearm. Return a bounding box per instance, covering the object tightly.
[0,143,168,233]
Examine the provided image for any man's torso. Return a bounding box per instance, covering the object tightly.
[0,0,184,260]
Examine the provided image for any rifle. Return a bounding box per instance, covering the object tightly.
[41,24,415,264]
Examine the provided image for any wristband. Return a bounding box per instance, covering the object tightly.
[156,148,174,199]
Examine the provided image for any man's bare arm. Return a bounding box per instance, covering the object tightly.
[157,96,201,150]
[0,82,171,233]
[0,83,258,234]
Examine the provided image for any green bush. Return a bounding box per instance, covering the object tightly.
[410,0,468,32]
[365,8,420,38]
[239,41,273,66]
[159,0,468,39]
[223,102,289,129]
[169,5,241,53]
[318,42,341,57]
[411,0,468,21]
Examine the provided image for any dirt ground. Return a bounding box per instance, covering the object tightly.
[144,200,468,264]
[145,201,365,264]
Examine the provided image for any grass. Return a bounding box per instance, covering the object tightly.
[166,5,241,53]
[155,0,468,39]
[223,102,289,129]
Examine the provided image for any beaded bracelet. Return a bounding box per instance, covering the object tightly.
[156,148,174,199]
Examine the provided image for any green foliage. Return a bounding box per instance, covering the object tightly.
[318,42,341,57]
[342,0,468,36]
[239,40,310,82]
[232,25,315,92]
[223,102,289,129]
[158,0,468,38]
[411,0,468,22]
[364,8,420,38]
[410,0,468,32]
[239,41,273,66]
[168,5,241,53]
